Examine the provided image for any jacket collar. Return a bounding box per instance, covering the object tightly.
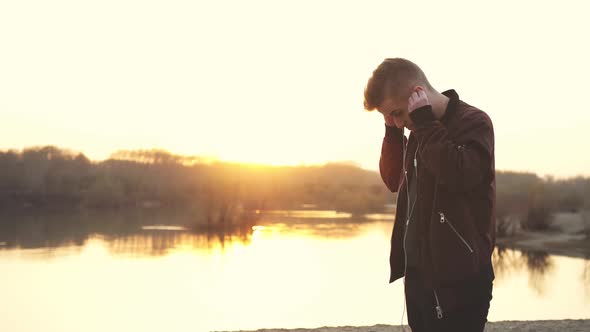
[440,89,459,125]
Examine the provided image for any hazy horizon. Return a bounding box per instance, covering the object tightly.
[3,144,587,180]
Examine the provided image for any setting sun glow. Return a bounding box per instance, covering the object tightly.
[2,0,589,177]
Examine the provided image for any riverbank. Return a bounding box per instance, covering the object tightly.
[497,212,590,259]
[220,319,590,332]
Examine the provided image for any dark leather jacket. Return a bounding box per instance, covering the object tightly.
[379,89,496,315]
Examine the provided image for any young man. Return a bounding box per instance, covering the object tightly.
[363,58,495,332]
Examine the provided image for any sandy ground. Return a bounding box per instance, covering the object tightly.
[219,319,590,332]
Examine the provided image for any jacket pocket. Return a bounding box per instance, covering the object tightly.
[438,211,474,253]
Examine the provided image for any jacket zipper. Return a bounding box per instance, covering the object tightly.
[401,132,410,285]
[401,134,412,274]
[404,137,445,321]
[432,212,474,320]
[438,212,474,253]
[431,177,444,319]
[433,290,444,319]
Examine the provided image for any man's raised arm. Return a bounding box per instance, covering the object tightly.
[379,124,405,193]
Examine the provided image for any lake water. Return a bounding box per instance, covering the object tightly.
[0,210,588,332]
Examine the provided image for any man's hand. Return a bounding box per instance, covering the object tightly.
[384,114,396,127]
[408,88,430,113]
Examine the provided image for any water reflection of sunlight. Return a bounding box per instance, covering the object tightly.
[1,219,590,331]
[264,209,352,219]
[488,248,589,321]
[141,225,187,231]
[583,260,590,299]
[102,232,253,257]
[251,225,265,242]
[363,213,395,221]
[0,243,85,260]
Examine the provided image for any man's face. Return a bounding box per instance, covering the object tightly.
[378,96,415,131]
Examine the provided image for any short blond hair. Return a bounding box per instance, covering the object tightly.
[363,58,434,111]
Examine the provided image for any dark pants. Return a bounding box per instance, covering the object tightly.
[404,265,493,332]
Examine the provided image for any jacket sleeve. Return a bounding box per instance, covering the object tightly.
[379,123,405,193]
[409,105,494,192]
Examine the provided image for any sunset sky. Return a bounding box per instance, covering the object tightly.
[1,0,589,178]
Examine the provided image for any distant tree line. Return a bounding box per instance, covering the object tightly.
[1,146,588,232]
[0,146,391,217]
[496,170,590,234]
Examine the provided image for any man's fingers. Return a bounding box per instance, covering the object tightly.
[383,114,396,127]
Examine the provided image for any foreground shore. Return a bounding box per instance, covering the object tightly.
[221,319,590,332]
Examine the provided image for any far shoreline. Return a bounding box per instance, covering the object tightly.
[496,211,590,259]
[497,231,590,259]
